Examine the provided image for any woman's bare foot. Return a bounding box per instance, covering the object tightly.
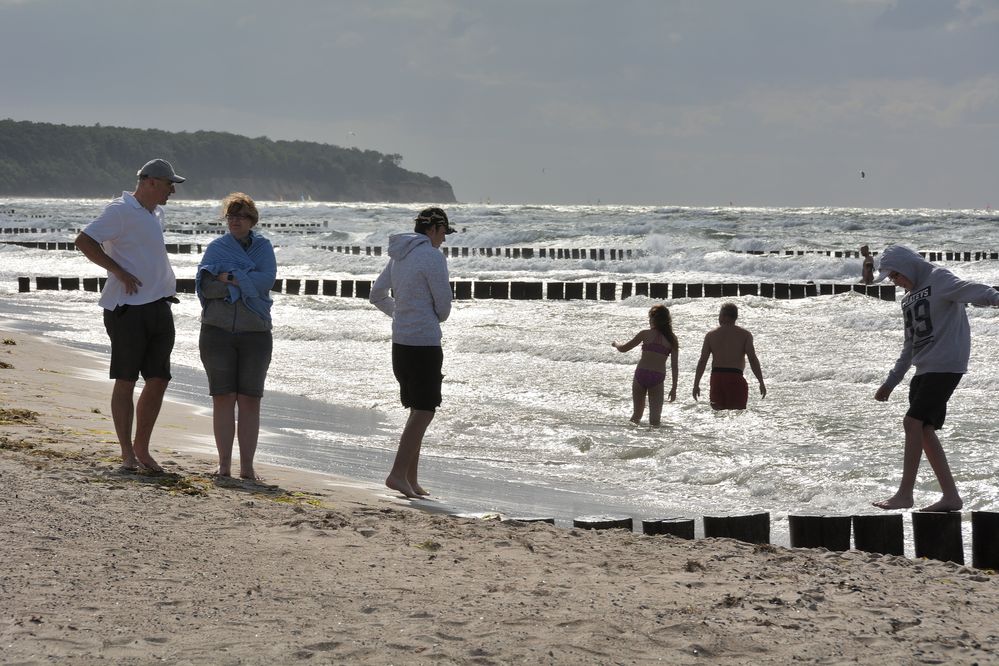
[240,469,263,482]
[921,496,963,512]
[873,494,913,510]
[212,467,232,478]
[386,474,420,499]
[410,481,429,496]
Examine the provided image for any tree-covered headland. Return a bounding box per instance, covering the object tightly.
[0,119,456,203]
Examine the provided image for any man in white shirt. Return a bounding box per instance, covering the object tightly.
[75,158,184,472]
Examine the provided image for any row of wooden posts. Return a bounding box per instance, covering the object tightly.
[2,239,635,260]
[16,276,903,302]
[555,510,999,568]
[3,238,999,264]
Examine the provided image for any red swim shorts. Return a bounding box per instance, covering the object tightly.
[709,369,748,410]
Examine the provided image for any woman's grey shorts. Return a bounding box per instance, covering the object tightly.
[199,324,272,397]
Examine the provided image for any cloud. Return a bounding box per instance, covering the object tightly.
[742,76,999,131]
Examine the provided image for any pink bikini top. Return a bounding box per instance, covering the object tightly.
[642,333,670,355]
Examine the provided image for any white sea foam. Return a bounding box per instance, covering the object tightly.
[2,198,998,548]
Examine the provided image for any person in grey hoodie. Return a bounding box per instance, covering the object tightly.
[872,245,999,512]
[370,207,454,498]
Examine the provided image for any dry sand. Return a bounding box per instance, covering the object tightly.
[2,328,999,664]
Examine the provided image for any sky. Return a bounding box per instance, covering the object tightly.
[1,0,997,208]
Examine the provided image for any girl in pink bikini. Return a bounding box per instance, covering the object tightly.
[612,305,679,426]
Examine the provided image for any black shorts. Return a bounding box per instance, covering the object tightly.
[907,372,962,430]
[392,343,443,412]
[199,325,273,397]
[102,300,175,381]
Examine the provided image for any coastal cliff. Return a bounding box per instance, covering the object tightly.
[0,119,457,203]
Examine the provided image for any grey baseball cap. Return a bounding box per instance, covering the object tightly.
[137,158,185,183]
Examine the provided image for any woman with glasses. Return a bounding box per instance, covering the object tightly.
[195,192,277,480]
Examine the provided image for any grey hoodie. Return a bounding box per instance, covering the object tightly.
[370,232,452,346]
[878,245,999,389]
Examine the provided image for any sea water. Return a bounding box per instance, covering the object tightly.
[1,199,997,548]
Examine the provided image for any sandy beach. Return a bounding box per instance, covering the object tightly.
[2,328,999,664]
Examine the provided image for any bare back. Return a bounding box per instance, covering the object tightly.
[703,324,753,369]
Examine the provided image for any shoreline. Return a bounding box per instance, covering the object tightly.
[0,318,695,534]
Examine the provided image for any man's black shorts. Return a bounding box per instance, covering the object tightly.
[103,300,175,381]
[907,372,962,430]
[392,343,443,412]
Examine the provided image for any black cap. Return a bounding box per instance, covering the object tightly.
[414,207,455,234]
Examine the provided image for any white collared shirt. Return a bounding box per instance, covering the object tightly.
[82,191,176,309]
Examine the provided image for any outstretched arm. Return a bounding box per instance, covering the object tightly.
[612,331,645,353]
[692,337,710,400]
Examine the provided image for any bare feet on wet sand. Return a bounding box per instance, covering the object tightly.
[386,474,421,499]
[920,496,963,513]
[873,495,913,510]
[240,469,264,482]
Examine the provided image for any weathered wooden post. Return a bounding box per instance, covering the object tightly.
[971,511,999,571]
[703,512,770,544]
[852,514,904,556]
[573,516,633,531]
[642,518,695,539]
[912,511,964,564]
[789,515,851,551]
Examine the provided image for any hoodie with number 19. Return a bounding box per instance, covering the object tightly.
[877,245,999,390]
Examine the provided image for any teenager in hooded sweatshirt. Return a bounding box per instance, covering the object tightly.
[370,207,454,499]
[872,245,999,512]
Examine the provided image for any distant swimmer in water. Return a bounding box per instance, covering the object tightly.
[871,245,999,512]
[860,245,875,284]
[612,305,679,426]
[692,303,766,410]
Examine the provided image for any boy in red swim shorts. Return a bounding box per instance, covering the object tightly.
[692,303,766,410]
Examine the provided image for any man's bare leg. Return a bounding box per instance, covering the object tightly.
[236,394,262,480]
[111,379,137,469]
[630,380,646,424]
[386,409,434,498]
[873,415,924,509]
[132,377,168,472]
[212,393,237,476]
[919,425,963,512]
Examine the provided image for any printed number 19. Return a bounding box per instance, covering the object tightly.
[905,299,933,338]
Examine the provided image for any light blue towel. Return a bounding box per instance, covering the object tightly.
[196,230,276,323]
